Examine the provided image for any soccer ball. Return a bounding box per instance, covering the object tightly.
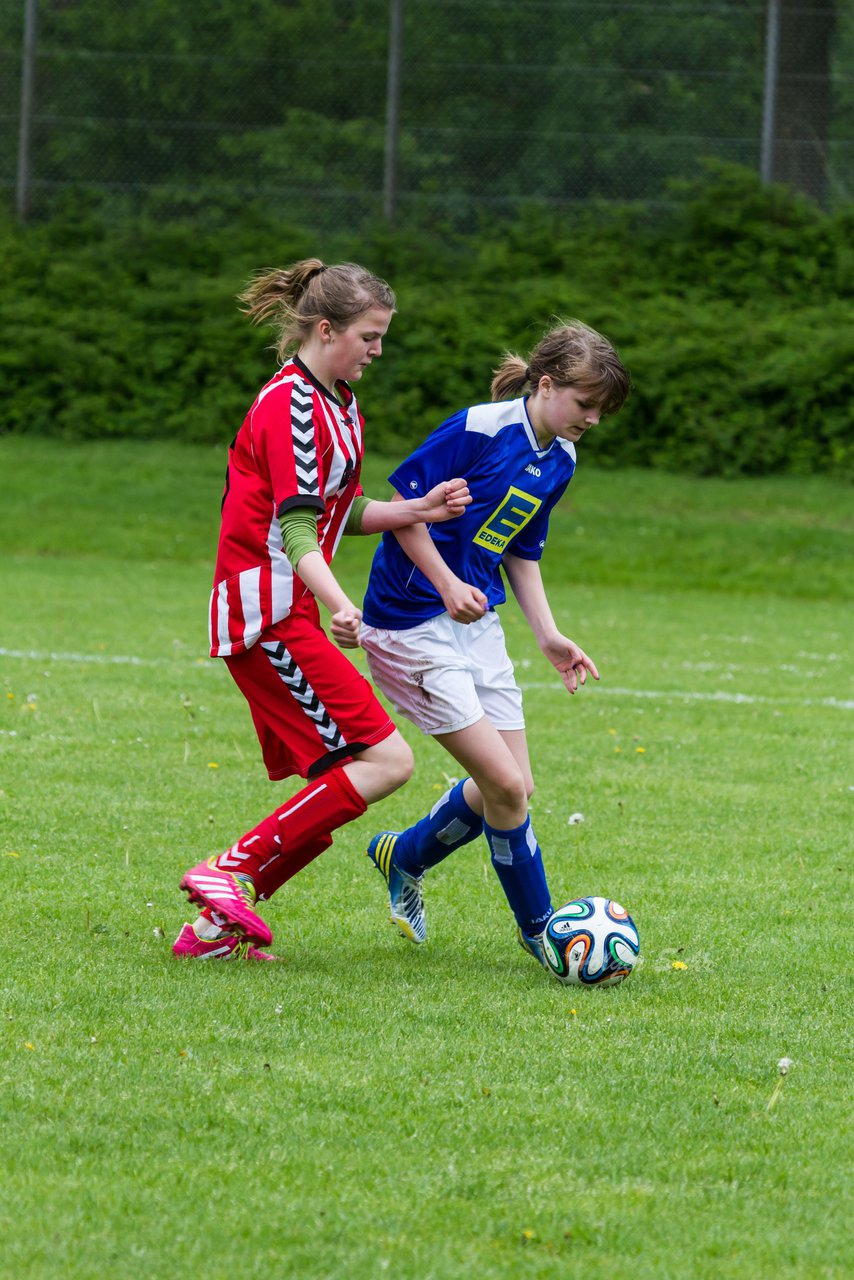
[543,896,640,986]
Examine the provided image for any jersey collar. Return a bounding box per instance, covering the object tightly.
[521,396,557,458]
[293,354,353,409]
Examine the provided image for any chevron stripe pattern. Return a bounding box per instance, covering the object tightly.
[261,641,346,754]
[290,380,320,499]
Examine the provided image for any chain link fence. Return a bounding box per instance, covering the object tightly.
[2,0,852,225]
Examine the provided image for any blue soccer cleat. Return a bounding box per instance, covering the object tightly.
[516,925,548,968]
[366,831,426,944]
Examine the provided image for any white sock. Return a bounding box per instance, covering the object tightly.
[192,916,225,941]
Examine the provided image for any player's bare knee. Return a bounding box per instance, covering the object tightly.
[389,738,415,789]
[504,773,529,812]
[374,731,414,791]
[478,767,527,813]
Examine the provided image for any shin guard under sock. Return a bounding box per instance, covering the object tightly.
[213,766,367,883]
[394,779,483,877]
[253,833,333,901]
[198,833,334,929]
[484,815,552,936]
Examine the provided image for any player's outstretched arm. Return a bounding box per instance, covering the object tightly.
[503,553,599,694]
[359,478,471,534]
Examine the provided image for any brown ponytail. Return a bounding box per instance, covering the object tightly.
[490,354,531,400]
[491,320,630,414]
[238,259,396,363]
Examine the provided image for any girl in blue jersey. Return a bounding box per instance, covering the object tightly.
[360,321,630,967]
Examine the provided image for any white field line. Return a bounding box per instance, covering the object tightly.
[522,682,853,710]
[1,647,852,711]
[0,648,156,666]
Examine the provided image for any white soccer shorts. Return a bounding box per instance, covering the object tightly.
[360,609,525,736]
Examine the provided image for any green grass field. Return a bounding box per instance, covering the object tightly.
[1,437,852,1279]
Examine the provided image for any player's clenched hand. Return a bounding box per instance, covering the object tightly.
[415,477,472,523]
[441,578,488,624]
[331,606,362,649]
[543,636,600,694]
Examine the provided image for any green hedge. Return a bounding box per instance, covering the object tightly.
[2,165,852,476]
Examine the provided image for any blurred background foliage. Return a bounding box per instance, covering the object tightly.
[1,1,851,476]
[2,163,851,476]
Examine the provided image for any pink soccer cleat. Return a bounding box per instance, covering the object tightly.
[171,922,279,961]
[179,856,273,947]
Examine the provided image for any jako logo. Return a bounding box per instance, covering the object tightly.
[525,464,541,477]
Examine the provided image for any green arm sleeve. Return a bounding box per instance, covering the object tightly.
[343,494,373,535]
[279,506,321,568]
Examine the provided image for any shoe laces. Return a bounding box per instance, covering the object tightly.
[398,873,424,924]
[234,873,258,907]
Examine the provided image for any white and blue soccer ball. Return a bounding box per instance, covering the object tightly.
[543,896,640,986]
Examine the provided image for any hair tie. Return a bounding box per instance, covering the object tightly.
[306,265,329,285]
[524,366,532,381]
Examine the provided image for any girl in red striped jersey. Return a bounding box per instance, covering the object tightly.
[174,259,470,960]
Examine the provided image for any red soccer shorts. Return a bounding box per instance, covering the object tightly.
[224,611,395,781]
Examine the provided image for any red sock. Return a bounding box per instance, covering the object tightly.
[198,834,333,924]
[213,766,366,884]
[254,833,333,901]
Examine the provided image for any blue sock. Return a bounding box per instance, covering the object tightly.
[394,779,483,876]
[484,816,553,936]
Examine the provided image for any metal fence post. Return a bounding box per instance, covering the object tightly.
[760,0,781,183]
[383,0,404,223]
[16,0,39,221]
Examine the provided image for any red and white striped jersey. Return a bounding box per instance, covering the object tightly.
[209,356,364,657]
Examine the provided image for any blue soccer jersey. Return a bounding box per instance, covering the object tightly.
[362,397,576,630]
